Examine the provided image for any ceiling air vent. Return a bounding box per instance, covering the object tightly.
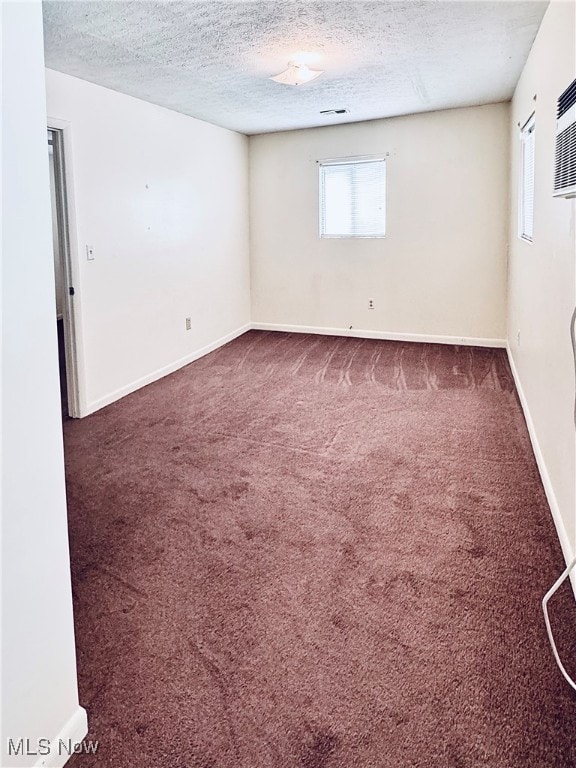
[320,108,349,116]
[553,78,576,199]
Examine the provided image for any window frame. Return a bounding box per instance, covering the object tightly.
[318,156,387,239]
[518,112,536,244]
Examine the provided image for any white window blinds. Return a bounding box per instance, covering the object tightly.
[519,115,535,242]
[319,158,386,238]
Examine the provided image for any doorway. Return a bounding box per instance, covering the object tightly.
[48,128,80,418]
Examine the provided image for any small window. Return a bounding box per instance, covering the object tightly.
[519,114,535,242]
[319,157,386,238]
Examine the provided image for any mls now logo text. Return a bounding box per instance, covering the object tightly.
[7,737,99,758]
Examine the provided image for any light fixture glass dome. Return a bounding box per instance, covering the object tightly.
[270,61,323,86]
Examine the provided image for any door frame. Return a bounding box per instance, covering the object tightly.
[48,120,84,418]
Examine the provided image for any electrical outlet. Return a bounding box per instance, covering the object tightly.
[517,330,521,347]
[86,245,95,261]
[368,298,374,310]
[185,317,191,331]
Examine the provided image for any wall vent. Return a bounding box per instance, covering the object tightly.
[553,78,576,199]
[320,108,349,115]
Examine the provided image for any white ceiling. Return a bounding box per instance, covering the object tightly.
[42,0,549,135]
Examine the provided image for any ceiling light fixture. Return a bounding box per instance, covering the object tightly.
[270,60,323,86]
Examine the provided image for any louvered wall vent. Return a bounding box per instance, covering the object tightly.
[554,78,576,198]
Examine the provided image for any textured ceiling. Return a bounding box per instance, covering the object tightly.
[43,0,549,135]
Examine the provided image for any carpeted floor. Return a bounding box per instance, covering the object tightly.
[64,331,576,768]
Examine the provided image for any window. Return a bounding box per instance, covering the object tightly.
[519,114,535,242]
[319,157,386,238]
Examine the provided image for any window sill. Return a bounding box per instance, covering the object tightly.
[320,234,387,240]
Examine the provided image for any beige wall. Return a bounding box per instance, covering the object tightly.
[46,69,251,415]
[507,0,576,558]
[249,103,509,344]
[2,4,86,765]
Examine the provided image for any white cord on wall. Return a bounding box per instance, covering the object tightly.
[541,304,576,692]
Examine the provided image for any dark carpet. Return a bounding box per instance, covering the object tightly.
[63,331,576,768]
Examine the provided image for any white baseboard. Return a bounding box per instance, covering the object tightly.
[251,322,507,349]
[80,322,505,416]
[34,706,88,768]
[83,323,251,416]
[506,343,575,595]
